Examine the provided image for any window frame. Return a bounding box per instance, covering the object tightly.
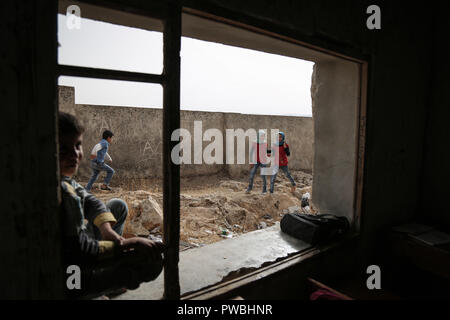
[56,0,182,299]
[56,0,368,300]
[180,6,368,236]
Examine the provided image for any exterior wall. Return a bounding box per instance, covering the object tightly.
[311,61,360,223]
[58,86,314,181]
[223,112,313,178]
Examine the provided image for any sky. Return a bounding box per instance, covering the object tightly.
[58,14,314,117]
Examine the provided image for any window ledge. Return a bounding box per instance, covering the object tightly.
[113,223,357,300]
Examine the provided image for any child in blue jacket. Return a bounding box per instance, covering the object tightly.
[86,130,115,192]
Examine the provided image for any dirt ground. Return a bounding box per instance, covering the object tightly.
[81,169,315,250]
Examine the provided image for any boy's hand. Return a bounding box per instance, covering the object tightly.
[249,164,254,169]
[120,237,166,260]
[99,222,123,242]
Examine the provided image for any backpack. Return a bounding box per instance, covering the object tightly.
[280,213,350,245]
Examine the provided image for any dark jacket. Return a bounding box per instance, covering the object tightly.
[60,176,117,267]
[272,143,291,166]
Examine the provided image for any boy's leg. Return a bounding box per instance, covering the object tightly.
[260,164,267,193]
[88,198,128,240]
[101,163,115,186]
[86,166,100,192]
[281,166,296,186]
[270,169,278,193]
[281,166,296,192]
[246,164,259,192]
[105,198,128,236]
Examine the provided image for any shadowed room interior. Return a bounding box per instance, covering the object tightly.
[1,0,450,300]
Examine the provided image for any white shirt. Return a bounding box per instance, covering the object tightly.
[90,143,112,162]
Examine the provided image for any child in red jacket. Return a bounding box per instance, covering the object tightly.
[270,132,296,194]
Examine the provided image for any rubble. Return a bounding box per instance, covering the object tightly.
[88,169,316,249]
[126,195,163,236]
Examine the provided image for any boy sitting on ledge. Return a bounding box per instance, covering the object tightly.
[58,111,164,299]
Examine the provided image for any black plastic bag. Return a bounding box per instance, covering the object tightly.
[280,213,350,245]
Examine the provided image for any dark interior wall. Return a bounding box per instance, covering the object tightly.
[212,239,359,300]
[422,5,450,230]
[0,1,63,298]
[0,0,437,298]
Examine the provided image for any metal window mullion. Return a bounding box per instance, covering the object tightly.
[57,64,164,84]
[162,1,181,300]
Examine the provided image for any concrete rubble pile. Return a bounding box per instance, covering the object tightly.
[90,170,315,249]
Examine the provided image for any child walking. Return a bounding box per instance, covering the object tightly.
[270,131,296,194]
[246,130,270,194]
[85,130,115,192]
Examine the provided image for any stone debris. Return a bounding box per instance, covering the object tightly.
[148,234,162,242]
[288,206,301,214]
[124,192,163,236]
[179,240,200,251]
[86,169,316,249]
[219,180,247,191]
[301,192,311,206]
[149,225,160,234]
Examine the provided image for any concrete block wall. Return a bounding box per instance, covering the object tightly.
[58,86,314,181]
[223,112,313,177]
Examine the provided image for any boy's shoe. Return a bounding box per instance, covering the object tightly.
[101,184,112,191]
[245,189,251,194]
[262,191,267,194]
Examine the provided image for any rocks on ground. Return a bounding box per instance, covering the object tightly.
[86,170,316,249]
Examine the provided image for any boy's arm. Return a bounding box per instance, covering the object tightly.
[284,143,290,156]
[63,231,117,265]
[83,192,120,241]
[90,143,102,160]
[105,152,112,163]
[98,221,122,241]
[61,183,164,268]
[61,183,117,264]
[249,144,257,167]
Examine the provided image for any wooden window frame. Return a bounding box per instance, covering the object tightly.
[56,0,182,299]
